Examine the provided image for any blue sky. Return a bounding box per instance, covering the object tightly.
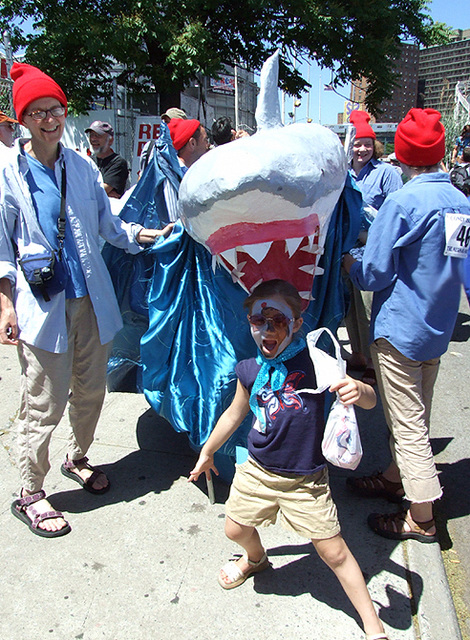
[292,0,470,124]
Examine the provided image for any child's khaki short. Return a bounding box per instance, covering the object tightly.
[225,457,341,540]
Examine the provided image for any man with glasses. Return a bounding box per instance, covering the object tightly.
[85,120,129,198]
[0,110,18,149]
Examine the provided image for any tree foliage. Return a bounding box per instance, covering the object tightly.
[1,0,450,114]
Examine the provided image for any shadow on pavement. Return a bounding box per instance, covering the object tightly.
[49,401,423,638]
[50,409,197,514]
[451,311,470,342]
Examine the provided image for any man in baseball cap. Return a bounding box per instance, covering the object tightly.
[0,111,19,149]
[85,120,128,198]
[160,108,187,124]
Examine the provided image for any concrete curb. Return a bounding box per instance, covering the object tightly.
[407,540,462,640]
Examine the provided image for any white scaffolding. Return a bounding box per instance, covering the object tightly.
[454,80,470,124]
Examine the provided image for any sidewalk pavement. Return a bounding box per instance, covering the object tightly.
[0,327,463,640]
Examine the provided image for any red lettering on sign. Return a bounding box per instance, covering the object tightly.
[139,124,151,138]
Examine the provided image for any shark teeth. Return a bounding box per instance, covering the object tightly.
[217,237,322,264]
[301,243,323,255]
[231,260,247,280]
[220,247,238,268]
[215,234,322,296]
[298,263,316,275]
[285,237,303,258]
[244,241,272,264]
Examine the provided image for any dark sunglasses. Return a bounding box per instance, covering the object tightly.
[248,313,293,329]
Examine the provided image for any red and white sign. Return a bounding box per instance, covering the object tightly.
[131,116,161,183]
[210,75,235,94]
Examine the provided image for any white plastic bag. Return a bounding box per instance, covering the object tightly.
[306,327,363,470]
[322,397,363,470]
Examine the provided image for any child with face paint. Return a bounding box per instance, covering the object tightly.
[189,280,387,640]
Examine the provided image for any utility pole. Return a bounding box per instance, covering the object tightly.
[234,64,239,130]
[3,30,13,73]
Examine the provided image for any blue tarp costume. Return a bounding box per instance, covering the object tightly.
[103,132,362,477]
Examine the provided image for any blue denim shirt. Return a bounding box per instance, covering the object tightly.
[0,139,145,352]
[350,157,403,212]
[350,172,470,361]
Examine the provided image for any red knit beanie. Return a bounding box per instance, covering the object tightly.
[168,118,200,151]
[349,110,376,140]
[394,108,445,167]
[10,62,68,123]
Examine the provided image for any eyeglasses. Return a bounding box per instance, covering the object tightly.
[25,106,66,121]
[248,313,293,329]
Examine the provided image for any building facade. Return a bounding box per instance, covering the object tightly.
[349,43,419,123]
[418,29,470,116]
[181,64,258,133]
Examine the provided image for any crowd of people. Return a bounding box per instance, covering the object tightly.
[1,60,470,640]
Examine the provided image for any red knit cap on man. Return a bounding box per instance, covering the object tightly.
[394,108,445,167]
[349,110,376,140]
[10,62,68,123]
[168,118,200,151]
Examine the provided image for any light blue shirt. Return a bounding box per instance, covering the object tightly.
[350,157,403,212]
[0,139,145,352]
[350,172,470,361]
[24,150,88,298]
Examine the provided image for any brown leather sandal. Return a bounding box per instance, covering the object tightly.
[367,510,437,544]
[346,471,404,503]
[61,456,110,494]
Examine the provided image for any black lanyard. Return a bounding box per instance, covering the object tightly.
[57,164,66,259]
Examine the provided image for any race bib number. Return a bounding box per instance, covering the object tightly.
[444,210,470,258]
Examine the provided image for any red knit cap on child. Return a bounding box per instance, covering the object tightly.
[168,118,200,151]
[349,110,376,140]
[10,62,68,123]
[394,108,445,167]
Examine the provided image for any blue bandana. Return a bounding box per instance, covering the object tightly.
[249,336,306,432]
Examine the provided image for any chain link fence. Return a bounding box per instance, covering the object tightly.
[0,77,14,117]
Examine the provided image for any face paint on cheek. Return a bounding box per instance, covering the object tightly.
[277,324,295,355]
[250,324,264,351]
[250,322,294,358]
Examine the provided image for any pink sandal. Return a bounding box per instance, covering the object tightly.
[11,489,71,538]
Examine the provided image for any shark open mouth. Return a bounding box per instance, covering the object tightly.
[207,213,323,307]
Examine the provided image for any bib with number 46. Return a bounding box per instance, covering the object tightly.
[444,209,470,258]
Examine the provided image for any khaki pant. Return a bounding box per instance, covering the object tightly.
[370,338,442,504]
[226,458,340,540]
[17,296,110,492]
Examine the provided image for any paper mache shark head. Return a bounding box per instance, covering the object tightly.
[178,51,348,308]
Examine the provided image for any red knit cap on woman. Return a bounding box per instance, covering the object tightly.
[349,110,376,140]
[394,108,445,167]
[10,62,68,123]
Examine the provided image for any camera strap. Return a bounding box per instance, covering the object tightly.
[57,163,67,259]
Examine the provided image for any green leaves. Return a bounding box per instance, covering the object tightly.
[0,0,449,114]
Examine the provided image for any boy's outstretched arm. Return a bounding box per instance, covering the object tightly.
[329,375,376,410]
[188,380,250,483]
